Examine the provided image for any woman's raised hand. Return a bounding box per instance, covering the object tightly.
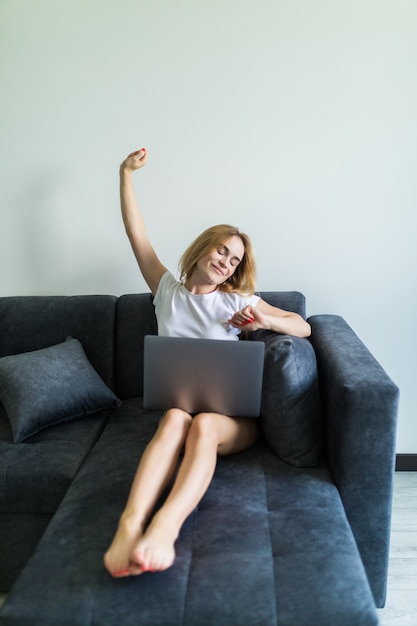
[121,148,148,173]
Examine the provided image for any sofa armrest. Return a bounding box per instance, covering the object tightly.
[308,314,399,607]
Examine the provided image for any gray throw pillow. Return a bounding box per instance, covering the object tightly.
[0,337,121,443]
[257,332,323,467]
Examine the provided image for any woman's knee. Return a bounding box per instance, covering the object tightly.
[187,412,219,445]
[188,413,258,455]
[157,408,193,444]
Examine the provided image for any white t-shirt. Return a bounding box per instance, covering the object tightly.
[153,271,260,341]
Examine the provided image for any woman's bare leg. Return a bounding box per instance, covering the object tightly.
[130,413,258,573]
[103,409,192,577]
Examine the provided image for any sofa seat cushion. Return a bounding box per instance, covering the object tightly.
[0,399,378,626]
[0,407,110,513]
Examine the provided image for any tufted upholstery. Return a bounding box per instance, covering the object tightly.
[0,293,398,625]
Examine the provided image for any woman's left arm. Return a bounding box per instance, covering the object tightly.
[229,299,311,338]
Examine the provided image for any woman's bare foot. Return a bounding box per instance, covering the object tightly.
[131,514,178,573]
[103,514,145,577]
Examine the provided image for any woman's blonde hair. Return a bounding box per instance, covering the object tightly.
[179,224,256,295]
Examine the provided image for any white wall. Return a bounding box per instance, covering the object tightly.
[1,0,416,452]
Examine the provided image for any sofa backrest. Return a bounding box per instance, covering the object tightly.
[0,292,306,402]
[257,291,306,319]
[0,296,118,390]
[115,291,306,400]
[115,294,158,399]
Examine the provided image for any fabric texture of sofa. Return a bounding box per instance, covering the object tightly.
[0,292,399,626]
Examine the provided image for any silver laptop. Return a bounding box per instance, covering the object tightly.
[143,335,265,417]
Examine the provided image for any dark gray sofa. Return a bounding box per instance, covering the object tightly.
[0,292,399,626]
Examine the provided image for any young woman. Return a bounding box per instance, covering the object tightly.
[103,148,311,578]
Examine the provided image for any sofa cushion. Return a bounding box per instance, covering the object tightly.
[0,407,111,514]
[257,332,323,467]
[0,337,121,443]
[0,400,379,626]
[0,405,111,590]
[0,295,118,390]
[258,290,306,318]
[115,294,158,399]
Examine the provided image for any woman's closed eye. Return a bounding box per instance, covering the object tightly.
[218,247,239,267]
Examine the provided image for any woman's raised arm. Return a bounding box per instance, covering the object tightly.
[119,149,167,295]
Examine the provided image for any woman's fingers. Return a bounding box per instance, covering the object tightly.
[122,148,148,172]
[228,308,255,327]
[128,148,146,158]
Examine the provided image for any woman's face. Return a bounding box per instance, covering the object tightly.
[195,235,245,286]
